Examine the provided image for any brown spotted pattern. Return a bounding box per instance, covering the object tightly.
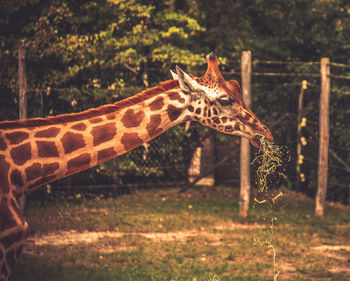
[91,123,117,146]
[97,147,115,162]
[168,92,181,100]
[89,117,103,124]
[1,88,186,196]
[36,141,59,158]
[149,96,164,111]
[0,69,192,281]
[106,113,116,120]
[0,137,7,151]
[67,153,91,175]
[121,133,143,151]
[0,196,28,281]
[10,143,31,166]
[146,114,162,138]
[43,163,59,175]
[10,170,23,188]
[35,127,60,138]
[0,155,10,193]
[0,199,16,231]
[61,132,85,154]
[168,91,186,104]
[167,105,182,121]
[71,123,87,131]
[121,109,145,128]
[5,132,29,145]
[25,163,42,182]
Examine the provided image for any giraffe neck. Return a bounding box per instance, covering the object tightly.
[0,82,190,197]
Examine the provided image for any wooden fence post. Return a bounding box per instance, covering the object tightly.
[315,57,330,218]
[18,40,27,209]
[239,50,252,218]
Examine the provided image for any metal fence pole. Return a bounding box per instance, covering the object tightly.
[18,40,27,209]
[296,80,307,191]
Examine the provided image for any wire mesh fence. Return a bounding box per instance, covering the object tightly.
[1,54,349,203]
[0,86,205,193]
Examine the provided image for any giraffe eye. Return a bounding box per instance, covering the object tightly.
[217,96,233,106]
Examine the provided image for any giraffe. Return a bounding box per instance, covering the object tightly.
[0,53,272,280]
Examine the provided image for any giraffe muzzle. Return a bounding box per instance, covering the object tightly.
[250,125,274,148]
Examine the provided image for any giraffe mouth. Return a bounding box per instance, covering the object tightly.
[250,130,274,148]
[250,136,261,148]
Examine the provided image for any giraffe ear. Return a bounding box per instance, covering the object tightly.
[170,69,178,80]
[175,65,198,93]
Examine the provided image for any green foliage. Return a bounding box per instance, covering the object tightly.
[196,0,350,61]
[0,0,205,101]
[0,0,349,198]
[0,0,205,186]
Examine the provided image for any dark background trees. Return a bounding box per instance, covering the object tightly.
[0,0,349,201]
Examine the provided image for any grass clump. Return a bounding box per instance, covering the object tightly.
[252,135,285,193]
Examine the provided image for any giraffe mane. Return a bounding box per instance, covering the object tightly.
[0,80,180,129]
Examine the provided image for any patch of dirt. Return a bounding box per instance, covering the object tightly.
[25,231,125,246]
[277,262,297,280]
[313,245,350,252]
[141,230,202,242]
[213,222,263,230]
[312,245,350,274]
[328,266,350,274]
[312,245,350,261]
[23,227,350,278]
[274,245,350,279]
[24,222,261,249]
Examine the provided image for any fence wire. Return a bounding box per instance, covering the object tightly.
[1,55,349,203]
[0,87,204,190]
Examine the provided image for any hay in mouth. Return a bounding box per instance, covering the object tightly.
[252,135,284,192]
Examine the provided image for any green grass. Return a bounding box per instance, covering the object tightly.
[10,187,350,281]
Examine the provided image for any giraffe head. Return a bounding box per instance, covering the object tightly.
[171,53,273,147]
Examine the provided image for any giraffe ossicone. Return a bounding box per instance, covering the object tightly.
[0,53,273,281]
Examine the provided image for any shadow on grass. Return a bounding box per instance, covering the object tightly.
[11,254,275,281]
